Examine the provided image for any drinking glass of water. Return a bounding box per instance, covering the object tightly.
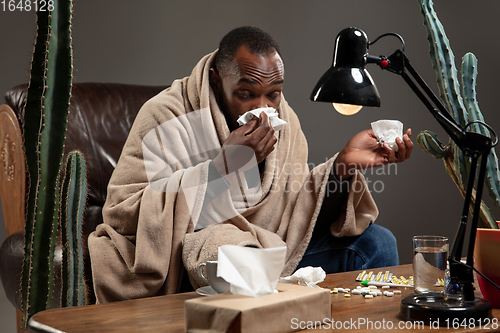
[412,235,448,295]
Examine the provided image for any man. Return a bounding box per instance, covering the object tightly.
[88,26,412,303]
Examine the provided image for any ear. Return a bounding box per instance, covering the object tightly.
[209,67,222,95]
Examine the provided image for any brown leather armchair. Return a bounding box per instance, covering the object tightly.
[0,82,167,326]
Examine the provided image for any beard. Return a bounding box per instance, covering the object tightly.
[215,92,239,132]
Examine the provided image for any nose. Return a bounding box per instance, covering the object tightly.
[250,98,269,110]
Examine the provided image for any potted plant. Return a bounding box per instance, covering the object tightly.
[474,223,500,307]
[20,0,88,329]
[416,0,500,307]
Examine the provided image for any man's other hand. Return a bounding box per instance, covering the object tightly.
[334,128,413,181]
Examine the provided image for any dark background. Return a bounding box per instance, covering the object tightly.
[1,0,499,265]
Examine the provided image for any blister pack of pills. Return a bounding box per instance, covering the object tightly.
[355,270,414,286]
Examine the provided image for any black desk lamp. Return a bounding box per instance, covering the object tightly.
[311,27,497,323]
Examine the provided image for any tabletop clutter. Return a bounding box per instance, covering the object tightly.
[184,245,331,333]
[328,269,413,299]
[184,244,418,332]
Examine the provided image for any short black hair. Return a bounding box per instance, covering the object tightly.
[215,26,281,76]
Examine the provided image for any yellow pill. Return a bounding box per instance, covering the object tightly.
[344,294,351,297]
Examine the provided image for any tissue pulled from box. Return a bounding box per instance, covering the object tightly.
[279,266,326,288]
[236,107,288,131]
[217,245,287,297]
[371,119,403,152]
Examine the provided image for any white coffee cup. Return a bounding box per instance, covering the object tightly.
[197,261,230,293]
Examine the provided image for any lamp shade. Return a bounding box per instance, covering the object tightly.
[310,27,381,107]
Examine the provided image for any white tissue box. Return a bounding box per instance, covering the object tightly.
[184,282,331,333]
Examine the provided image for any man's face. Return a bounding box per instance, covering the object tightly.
[211,46,284,131]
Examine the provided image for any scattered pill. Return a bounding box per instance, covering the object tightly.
[352,290,362,295]
[344,294,351,297]
[400,276,410,285]
[382,285,390,289]
[368,285,377,289]
[331,289,338,294]
[364,294,374,299]
[386,292,394,297]
[394,290,402,294]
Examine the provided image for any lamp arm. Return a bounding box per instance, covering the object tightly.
[375,50,470,150]
[369,49,496,301]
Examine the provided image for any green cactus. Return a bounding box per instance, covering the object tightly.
[60,151,88,307]
[417,0,499,229]
[21,0,75,327]
[461,53,500,215]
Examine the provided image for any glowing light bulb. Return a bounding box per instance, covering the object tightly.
[333,103,363,115]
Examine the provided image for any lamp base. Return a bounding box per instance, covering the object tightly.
[400,294,492,326]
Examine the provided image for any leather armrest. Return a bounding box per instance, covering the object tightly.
[0,232,24,309]
[0,232,62,310]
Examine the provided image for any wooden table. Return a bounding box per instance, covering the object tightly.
[28,264,500,332]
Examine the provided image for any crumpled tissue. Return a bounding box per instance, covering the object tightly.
[279,266,326,288]
[236,107,288,131]
[371,119,403,152]
[217,245,287,297]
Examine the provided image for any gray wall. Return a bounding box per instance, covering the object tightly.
[1,0,499,265]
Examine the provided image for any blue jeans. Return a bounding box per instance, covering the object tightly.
[296,223,399,274]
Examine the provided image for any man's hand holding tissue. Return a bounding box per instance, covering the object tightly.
[334,128,413,181]
[213,111,277,176]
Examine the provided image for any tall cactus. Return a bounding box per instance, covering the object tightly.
[60,151,88,307]
[21,0,74,328]
[416,0,500,229]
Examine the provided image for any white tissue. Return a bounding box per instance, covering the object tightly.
[217,245,287,297]
[236,107,288,131]
[371,119,403,152]
[279,266,326,288]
